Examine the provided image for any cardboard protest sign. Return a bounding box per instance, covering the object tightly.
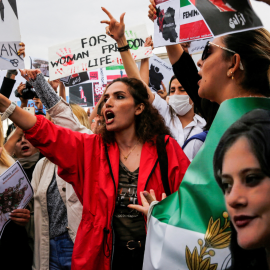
[149,55,174,92]
[154,0,263,47]
[0,0,24,69]
[0,161,33,238]
[30,57,50,77]
[48,24,152,81]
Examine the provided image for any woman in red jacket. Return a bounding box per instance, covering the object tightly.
[0,16,189,270]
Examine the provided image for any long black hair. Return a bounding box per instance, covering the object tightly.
[213,109,270,270]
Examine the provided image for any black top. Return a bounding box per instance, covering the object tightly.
[172,52,203,117]
[113,162,146,242]
[47,172,68,239]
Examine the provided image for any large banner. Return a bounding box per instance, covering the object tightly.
[48,24,153,81]
[154,0,263,47]
[0,0,24,69]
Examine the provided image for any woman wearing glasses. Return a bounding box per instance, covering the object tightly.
[148,0,270,105]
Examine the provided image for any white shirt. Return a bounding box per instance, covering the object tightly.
[152,92,206,161]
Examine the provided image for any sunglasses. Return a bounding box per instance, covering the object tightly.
[202,41,244,70]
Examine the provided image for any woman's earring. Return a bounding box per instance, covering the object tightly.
[231,72,234,80]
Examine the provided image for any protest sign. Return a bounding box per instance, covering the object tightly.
[188,38,213,54]
[154,0,263,47]
[30,56,50,77]
[148,55,174,92]
[48,24,152,81]
[69,83,94,107]
[0,161,33,238]
[0,0,24,69]
[62,72,89,87]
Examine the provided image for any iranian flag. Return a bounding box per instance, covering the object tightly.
[106,65,127,80]
[143,97,270,270]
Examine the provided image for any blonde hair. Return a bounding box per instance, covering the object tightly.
[0,118,14,167]
[70,104,91,129]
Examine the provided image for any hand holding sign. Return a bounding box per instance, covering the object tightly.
[148,0,157,22]
[101,7,126,43]
[19,69,42,81]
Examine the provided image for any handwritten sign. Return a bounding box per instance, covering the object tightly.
[148,55,174,92]
[48,24,152,80]
[0,161,33,238]
[0,0,24,69]
[154,0,262,48]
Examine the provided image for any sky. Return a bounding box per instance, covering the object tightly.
[16,0,270,68]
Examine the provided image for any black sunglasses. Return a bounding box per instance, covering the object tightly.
[201,41,211,61]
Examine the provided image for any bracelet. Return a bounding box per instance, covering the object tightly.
[117,44,130,52]
[1,102,17,121]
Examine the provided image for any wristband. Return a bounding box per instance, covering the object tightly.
[1,102,17,121]
[117,44,130,52]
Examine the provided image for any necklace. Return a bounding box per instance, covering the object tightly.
[120,141,139,161]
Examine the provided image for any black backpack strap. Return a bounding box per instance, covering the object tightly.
[156,134,171,196]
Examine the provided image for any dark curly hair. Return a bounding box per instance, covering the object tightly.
[100,77,172,144]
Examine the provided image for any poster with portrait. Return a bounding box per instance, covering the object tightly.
[30,57,50,77]
[0,0,24,69]
[69,82,94,107]
[154,0,263,47]
[0,161,33,238]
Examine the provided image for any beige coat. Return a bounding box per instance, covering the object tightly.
[31,98,92,270]
[32,159,83,270]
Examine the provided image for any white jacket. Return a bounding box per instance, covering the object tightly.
[31,99,92,270]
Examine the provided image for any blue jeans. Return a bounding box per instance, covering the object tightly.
[49,231,74,270]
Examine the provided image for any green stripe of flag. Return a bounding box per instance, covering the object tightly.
[106,65,125,70]
[152,97,270,234]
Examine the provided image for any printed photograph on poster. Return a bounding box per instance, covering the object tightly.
[0,0,24,70]
[93,82,106,106]
[69,83,94,107]
[154,0,263,47]
[154,0,181,47]
[148,55,174,92]
[63,72,89,87]
[0,161,33,238]
[193,0,262,36]
[30,57,49,77]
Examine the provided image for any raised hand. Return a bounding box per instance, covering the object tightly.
[157,81,168,100]
[148,0,157,22]
[145,36,154,50]
[19,69,42,81]
[101,7,126,42]
[48,78,60,92]
[18,42,26,58]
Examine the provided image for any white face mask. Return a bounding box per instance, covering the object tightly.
[168,95,193,116]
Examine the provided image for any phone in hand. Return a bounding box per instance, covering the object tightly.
[23,107,35,115]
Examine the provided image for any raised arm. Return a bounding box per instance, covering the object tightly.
[101,7,155,104]
[20,70,91,134]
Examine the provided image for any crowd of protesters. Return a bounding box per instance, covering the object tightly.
[0,0,270,269]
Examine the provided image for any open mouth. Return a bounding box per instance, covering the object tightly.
[105,110,115,124]
[22,146,30,152]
